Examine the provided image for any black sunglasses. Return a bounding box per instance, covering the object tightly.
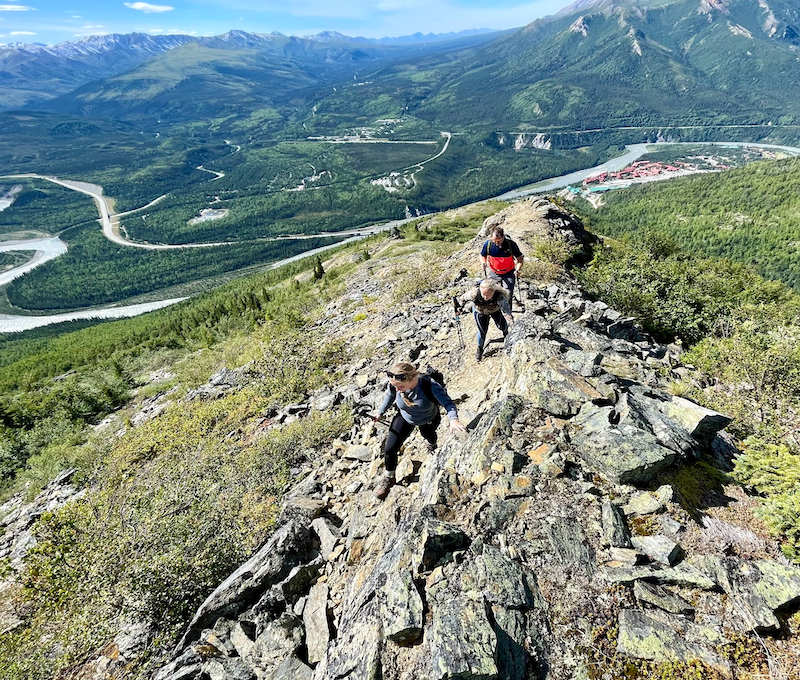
[386,371,408,381]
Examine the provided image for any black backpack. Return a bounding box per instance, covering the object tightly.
[389,367,445,404]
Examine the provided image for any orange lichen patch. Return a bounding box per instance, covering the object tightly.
[529,443,554,464]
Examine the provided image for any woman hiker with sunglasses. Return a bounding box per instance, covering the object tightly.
[372,362,467,499]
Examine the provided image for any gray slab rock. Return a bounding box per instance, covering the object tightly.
[344,445,373,462]
[246,614,304,672]
[492,606,546,680]
[429,596,499,680]
[412,517,471,573]
[278,558,325,607]
[178,522,311,649]
[545,516,596,578]
[618,388,697,456]
[469,545,538,608]
[571,410,680,485]
[623,492,664,517]
[153,648,203,680]
[634,581,695,616]
[608,548,643,567]
[561,349,604,378]
[631,535,685,566]
[424,396,524,487]
[661,396,732,447]
[697,556,800,632]
[617,609,731,676]
[268,655,314,680]
[605,562,717,590]
[311,518,340,560]
[229,621,256,659]
[601,500,632,548]
[380,569,424,644]
[314,601,382,680]
[395,453,416,485]
[278,497,325,526]
[202,657,255,680]
[304,582,331,665]
[522,357,605,418]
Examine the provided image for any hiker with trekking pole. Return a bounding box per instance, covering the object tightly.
[456,279,514,363]
[480,225,524,310]
[371,362,467,499]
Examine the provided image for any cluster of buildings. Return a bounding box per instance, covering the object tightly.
[585,160,695,185]
[571,158,731,195]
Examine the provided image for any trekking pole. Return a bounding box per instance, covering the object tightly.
[514,272,525,312]
[354,404,390,427]
[452,297,466,350]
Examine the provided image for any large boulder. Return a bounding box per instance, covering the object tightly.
[178,521,312,648]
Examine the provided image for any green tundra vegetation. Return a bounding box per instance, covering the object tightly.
[0,203,500,680]
[576,156,800,290]
[578,230,800,562]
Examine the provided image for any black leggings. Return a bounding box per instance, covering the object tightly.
[384,411,441,472]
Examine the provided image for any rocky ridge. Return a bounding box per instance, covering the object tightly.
[3,196,799,679]
[146,196,800,680]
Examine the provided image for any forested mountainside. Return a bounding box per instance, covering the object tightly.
[568,154,800,290]
[299,0,800,136]
[1,196,799,679]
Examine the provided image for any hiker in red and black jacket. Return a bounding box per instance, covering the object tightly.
[479,226,524,309]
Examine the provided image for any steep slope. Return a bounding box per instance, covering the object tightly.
[4,198,799,679]
[141,199,799,679]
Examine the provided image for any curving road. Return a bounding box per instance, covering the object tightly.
[2,174,226,250]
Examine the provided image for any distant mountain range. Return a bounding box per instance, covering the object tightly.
[3,0,800,138]
[0,29,501,111]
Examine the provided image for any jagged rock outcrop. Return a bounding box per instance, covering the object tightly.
[143,199,800,680]
[0,469,84,571]
[0,470,86,637]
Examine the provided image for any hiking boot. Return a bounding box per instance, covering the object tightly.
[374,475,395,500]
[424,438,437,452]
[475,347,483,362]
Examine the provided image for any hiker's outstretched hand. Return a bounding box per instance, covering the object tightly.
[449,418,468,433]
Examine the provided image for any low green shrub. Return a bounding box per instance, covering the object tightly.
[1,397,352,678]
[733,438,800,562]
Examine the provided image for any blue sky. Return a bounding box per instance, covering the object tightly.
[0,0,571,45]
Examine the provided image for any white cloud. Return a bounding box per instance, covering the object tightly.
[124,2,174,13]
[10,29,35,34]
[0,4,34,10]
